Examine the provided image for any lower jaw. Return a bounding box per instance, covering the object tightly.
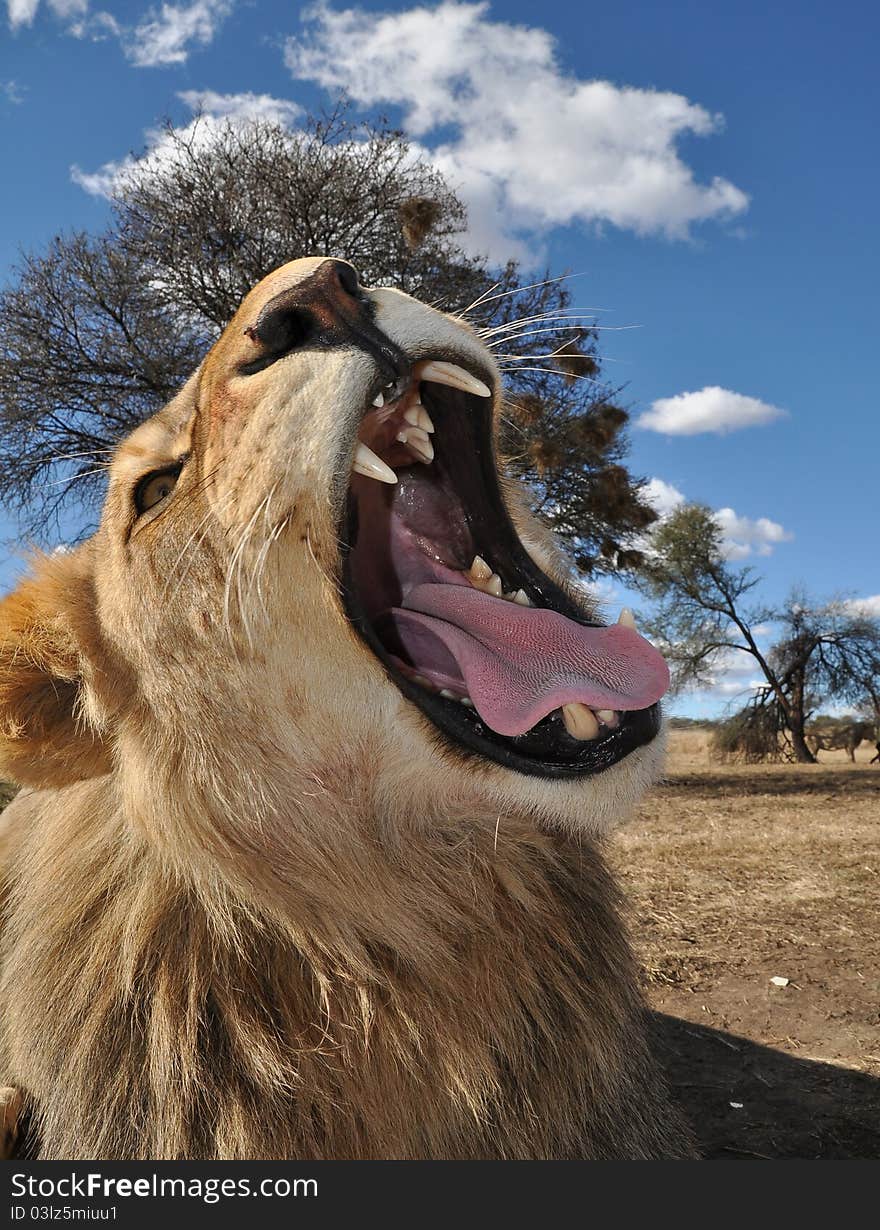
[399,677,662,778]
[342,553,662,780]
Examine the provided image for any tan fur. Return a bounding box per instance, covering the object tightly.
[0,258,692,1159]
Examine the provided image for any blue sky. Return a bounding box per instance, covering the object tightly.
[1,0,877,715]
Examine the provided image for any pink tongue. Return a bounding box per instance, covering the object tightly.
[391,583,669,737]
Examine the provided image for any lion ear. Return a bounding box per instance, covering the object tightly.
[0,547,111,789]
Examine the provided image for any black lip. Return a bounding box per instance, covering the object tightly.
[340,356,662,779]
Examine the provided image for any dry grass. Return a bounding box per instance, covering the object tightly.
[606,728,880,1156]
[611,728,880,1075]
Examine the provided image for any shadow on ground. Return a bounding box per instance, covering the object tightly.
[660,770,880,798]
[653,1013,880,1159]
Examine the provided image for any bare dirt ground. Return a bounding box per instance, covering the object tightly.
[609,728,880,1159]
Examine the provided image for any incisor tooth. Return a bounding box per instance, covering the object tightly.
[418,360,491,398]
[397,426,434,463]
[404,404,435,432]
[618,607,637,631]
[469,555,492,581]
[486,573,503,596]
[513,589,531,606]
[562,703,601,741]
[595,709,618,725]
[353,442,397,484]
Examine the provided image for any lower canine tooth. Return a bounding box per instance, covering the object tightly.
[353,442,397,484]
[562,703,600,741]
[372,391,385,408]
[397,426,434,462]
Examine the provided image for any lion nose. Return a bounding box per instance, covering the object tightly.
[329,259,361,299]
[242,258,409,387]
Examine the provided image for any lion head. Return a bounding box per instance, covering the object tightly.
[0,257,668,849]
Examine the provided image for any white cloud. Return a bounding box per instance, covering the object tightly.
[637,386,788,436]
[7,0,86,30]
[72,89,301,197]
[8,0,40,26]
[688,646,768,703]
[846,595,880,618]
[176,89,302,126]
[283,1,748,263]
[6,0,228,54]
[643,476,792,561]
[1,79,25,103]
[714,507,792,560]
[642,477,685,518]
[125,0,232,67]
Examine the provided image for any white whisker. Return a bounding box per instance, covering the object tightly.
[478,311,603,338]
[42,467,110,489]
[162,503,219,603]
[47,449,113,464]
[305,527,342,597]
[462,272,590,317]
[458,279,504,316]
[483,325,593,348]
[498,365,603,383]
[246,485,280,620]
[224,499,267,650]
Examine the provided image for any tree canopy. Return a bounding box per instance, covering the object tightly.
[0,109,656,573]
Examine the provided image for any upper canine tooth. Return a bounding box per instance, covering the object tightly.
[417,360,491,398]
[404,405,435,433]
[397,426,434,463]
[618,607,637,631]
[562,703,600,741]
[353,442,397,484]
[512,589,531,606]
[372,391,385,408]
[469,555,492,582]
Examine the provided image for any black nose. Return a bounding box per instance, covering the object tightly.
[241,258,409,385]
[330,260,361,298]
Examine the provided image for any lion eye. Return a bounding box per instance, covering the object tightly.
[134,465,183,516]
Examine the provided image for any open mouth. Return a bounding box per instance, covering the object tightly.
[341,354,669,778]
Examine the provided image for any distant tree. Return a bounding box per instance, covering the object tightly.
[0,109,656,572]
[637,504,880,762]
[767,592,880,753]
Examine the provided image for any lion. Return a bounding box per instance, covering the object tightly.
[0,257,693,1159]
